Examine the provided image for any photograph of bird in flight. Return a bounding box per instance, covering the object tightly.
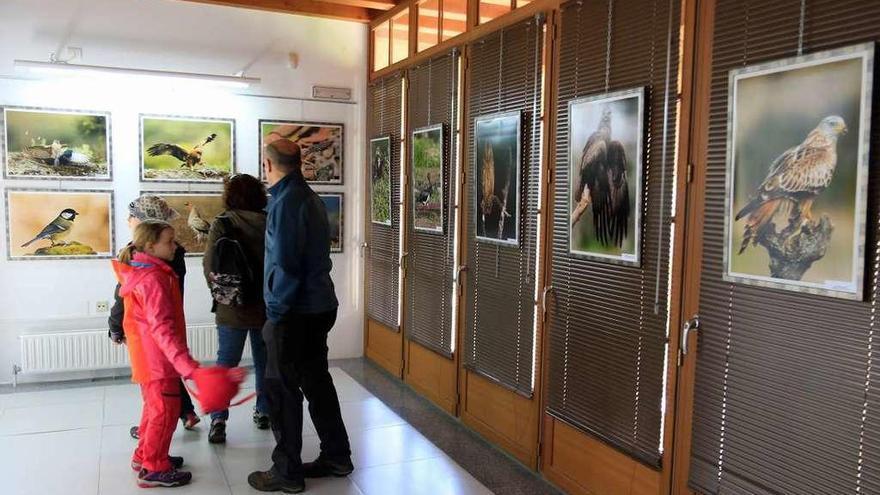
[568,88,644,264]
[5,189,113,260]
[3,107,110,180]
[725,43,874,300]
[140,115,234,182]
[140,192,224,255]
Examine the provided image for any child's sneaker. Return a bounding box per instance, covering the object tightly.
[182,412,201,430]
[131,456,184,472]
[137,468,192,488]
[252,409,270,430]
[208,419,226,444]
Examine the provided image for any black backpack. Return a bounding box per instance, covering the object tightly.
[208,216,259,306]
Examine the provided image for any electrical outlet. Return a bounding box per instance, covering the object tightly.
[96,300,110,314]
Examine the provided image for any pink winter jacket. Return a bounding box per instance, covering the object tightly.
[112,251,199,384]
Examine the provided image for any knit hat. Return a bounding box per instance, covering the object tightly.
[128,195,180,221]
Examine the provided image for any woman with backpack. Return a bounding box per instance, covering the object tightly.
[203,173,270,443]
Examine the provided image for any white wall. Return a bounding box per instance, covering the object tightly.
[0,0,368,384]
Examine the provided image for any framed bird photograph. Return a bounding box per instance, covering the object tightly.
[371,136,392,226]
[568,88,644,265]
[319,193,344,253]
[5,189,114,260]
[724,43,874,300]
[2,107,111,180]
[411,124,444,234]
[140,114,235,183]
[474,111,521,246]
[260,120,344,184]
[141,191,224,256]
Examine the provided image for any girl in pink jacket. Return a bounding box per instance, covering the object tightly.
[112,220,201,488]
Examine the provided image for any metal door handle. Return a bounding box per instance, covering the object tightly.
[678,315,700,367]
[541,285,555,322]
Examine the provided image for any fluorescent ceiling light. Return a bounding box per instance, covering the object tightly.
[13,59,260,88]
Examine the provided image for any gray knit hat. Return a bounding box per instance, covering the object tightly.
[128,195,180,221]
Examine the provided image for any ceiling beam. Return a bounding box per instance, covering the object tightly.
[317,0,397,11]
[180,0,374,23]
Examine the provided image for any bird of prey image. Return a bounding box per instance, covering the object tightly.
[735,115,847,254]
[479,143,512,239]
[147,133,218,169]
[184,202,211,243]
[571,108,631,248]
[21,208,79,247]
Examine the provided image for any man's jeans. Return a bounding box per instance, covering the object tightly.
[210,326,269,422]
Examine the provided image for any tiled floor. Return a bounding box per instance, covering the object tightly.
[0,359,561,495]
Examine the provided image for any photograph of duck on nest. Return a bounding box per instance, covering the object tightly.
[140,115,234,182]
[3,107,111,180]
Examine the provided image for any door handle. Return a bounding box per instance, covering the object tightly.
[541,285,555,322]
[677,315,700,367]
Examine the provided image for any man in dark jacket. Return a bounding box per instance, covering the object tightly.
[247,139,351,494]
[108,195,200,436]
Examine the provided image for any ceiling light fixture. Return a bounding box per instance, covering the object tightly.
[13,59,260,88]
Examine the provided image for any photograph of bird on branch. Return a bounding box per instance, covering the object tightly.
[475,112,521,246]
[261,121,343,184]
[6,189,113,260]
[142,192,224,255]
[3,107,110,180]
[140,115,234,182]
[725,43,874,300]
[568,88,644,264]
[371,136,392,226]
[411,124,444,233]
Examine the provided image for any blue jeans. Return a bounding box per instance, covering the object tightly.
[211,325,268,421]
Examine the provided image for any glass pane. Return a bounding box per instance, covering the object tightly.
[373,22,390,71]
[516,0,532,6]
[391,8,410,64]
[441,0,467,41]
[479,0,511,24]
[418,0,440,52]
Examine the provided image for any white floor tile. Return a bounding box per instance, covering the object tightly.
[0,428,100,495]
[349,424,444,469]
[352,456,494,495]
[215,435,320,484]
[0,400,103,435]
[339,397,407,432]
[230,476,364,495]
[0,386,104,409]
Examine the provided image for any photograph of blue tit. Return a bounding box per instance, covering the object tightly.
[5,189,113,259]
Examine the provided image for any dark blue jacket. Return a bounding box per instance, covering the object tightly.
[264,173,338,322]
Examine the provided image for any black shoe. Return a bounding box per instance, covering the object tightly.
[208,420,226,444]
[247,470,304,493]
[129,426,139,439]
[302,456,354,478]
[253,409,270,430]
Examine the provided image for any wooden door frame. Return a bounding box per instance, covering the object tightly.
[668,0,716,493]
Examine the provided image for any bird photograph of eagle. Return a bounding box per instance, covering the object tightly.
[6,190,113,259]
[569,89,643,263]
[475,112,521,245]
[141,115,234,182]
[144,193,224,255]
[3,108,110,180]
[725,44,873,299]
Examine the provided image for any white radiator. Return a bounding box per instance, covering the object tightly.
[17,325,251,375]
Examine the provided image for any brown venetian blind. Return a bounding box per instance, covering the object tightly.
[545,0,680,468]
[405,50,460,357]
[689,1,880,493]
[368,73,403,330]
[463,18,543,396]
